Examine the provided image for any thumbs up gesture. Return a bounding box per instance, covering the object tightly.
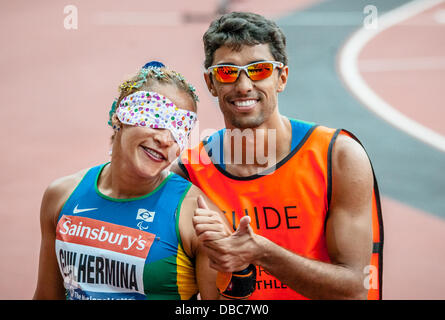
[232,215,252,237]
[193,195,232,242]
[193,195,256,273]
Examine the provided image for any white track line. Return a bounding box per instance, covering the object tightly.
[434,9,445,23]
[338,0,445,153]
[358,56,445,72]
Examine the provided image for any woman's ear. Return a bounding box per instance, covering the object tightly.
[111,113,121,132]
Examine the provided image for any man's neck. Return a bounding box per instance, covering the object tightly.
[222,114,292,177]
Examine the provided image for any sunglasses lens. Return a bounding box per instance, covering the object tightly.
[247,63,274,81]
[211,62,280,83]
[213,66,239,83]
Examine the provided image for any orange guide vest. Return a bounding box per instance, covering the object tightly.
[180,124,383,300]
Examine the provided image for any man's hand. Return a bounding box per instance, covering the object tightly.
[193,195,232,241]
[193,196,259,273]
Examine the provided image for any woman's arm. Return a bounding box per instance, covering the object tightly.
[178,185,232,300]
[33,171,87,299]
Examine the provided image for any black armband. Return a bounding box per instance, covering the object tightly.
[216,264,257,299]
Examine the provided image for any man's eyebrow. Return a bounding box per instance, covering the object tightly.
[214,60,268,66]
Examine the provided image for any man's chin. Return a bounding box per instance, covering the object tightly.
[230,115,265,129]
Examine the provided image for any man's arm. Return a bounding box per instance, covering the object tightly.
[195,135,373,300]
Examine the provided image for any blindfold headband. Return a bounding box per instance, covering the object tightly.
[116,91,197,151]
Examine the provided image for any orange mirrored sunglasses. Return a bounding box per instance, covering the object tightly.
[207,61,284,83]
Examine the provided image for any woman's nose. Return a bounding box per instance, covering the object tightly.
[153,129,175,147]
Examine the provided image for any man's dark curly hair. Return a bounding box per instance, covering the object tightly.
[203,12,288,68]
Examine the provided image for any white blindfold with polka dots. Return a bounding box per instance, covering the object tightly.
[116,91,197,151]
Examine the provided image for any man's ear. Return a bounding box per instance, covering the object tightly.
[277,65,289,93]
[204,72,218,97]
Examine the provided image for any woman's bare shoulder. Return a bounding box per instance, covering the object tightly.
[40,168,90,226]
[46,168,89,199]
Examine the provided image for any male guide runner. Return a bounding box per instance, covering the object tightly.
[174,12,383,300]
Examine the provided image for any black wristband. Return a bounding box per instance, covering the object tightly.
[218,264,257,299]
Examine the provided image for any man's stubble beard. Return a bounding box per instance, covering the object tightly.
[229,112,266,129]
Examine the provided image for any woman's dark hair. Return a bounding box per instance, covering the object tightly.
[203,12,288,68]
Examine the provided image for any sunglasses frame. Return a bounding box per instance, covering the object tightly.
[207,60,284,83]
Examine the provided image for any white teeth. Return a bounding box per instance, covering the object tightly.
[234,100,256,107]
[143,147,163,160]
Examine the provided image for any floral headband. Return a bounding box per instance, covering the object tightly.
[119,62,199,102]
[108,61,199,130]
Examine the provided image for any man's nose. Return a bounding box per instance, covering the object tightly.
[234,70,253,94]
